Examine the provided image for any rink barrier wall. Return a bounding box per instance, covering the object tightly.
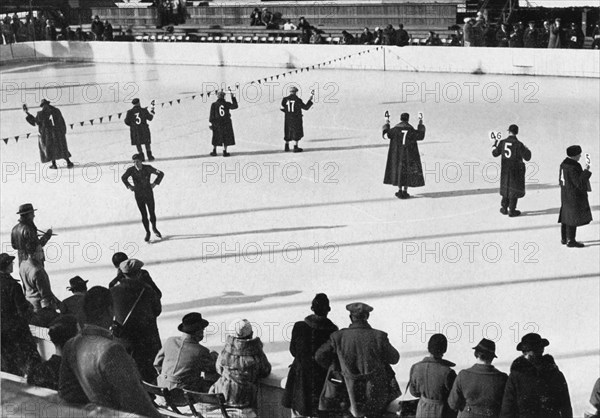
[1,41,599,78]
[26,325,290,417]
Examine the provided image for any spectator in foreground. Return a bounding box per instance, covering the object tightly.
[210,319,272,414]
[59,286,161,418]
[448,339,507,417]
[0,252,40,376]
[409,334,457,417]
[154,312,219,391]
[282,294,338,417]
[109,252,162,297]
[500,333,572,417]
[315,302,400,417]
[28,315,78,390]
[359,27,373,44]
[59,276,88,327]
[111,258,162,384]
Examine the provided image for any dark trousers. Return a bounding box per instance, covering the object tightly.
[135,193,157,232]
[501,196,518,211]
[561,223,577,242]
[136,143,152,158]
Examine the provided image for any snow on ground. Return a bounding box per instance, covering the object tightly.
[1,60,599,414]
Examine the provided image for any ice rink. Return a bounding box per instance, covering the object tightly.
[1,59,599,414]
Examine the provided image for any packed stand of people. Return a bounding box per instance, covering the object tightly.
[0,226,596,418]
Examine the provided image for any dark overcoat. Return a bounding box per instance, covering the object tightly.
[209,96,238,147]
[409,356,457,418]
[383,120,426,187]
[124,105,154,146]
[110,278,162,383]
[499,355,572,418]
[26,105,71,163]
[315,320,400,417]
[281,94,313,141]
[448,364,508,418]
[282,314,338,415]
[523,28,539,48]
[558,157,592,227]
[492,136,531,199]
[548,24,564,48]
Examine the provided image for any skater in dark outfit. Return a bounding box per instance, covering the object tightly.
[383,112,426,199]
[492,124,531,217]
[281,86,313,152]
[209,90,238,157]
[121,154,164,242]
[124,98,155,161]
[558,145,592,248]
[24,99,74,169]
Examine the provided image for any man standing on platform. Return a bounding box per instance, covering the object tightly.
[121,154,164,242]
[124,98,156,161]
[209,90,238,157]
[281,86,313,153]
[24,99,74,169]
[11,203,52,266]
[492,124,531,217]
[383,112,426,199]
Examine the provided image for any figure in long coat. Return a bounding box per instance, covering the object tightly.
[558,145,592,248]
[209,90,238,157]
[24,99,73,169]
[282,293,338,417]
[315,302,400,418]
[124,98,155,161]
[383,112,426,199]
[492,124,531,217]
[281,86,313,153]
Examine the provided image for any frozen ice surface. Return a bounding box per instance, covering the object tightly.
[1,61,598,413]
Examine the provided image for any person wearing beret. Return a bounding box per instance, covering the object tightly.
[0,253,41,377]
[282,293,339,417]
[209,90,238,157]
[281,86,313,153]
[124,98,155,161]
[315,302,400,418]
[121,153,165,242]
[154,312,219,392]
[558,145,592,248]
[448,339,508,418]
[500,333,572,418]
[24,99,74,169]
[110,259,162,384]
[492,124,532,217]
[409,334,457,418]
[383,112,426,199]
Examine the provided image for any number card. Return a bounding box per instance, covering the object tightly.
[489,131,502,142]
[418,112,423,120]
[586,153,591,166]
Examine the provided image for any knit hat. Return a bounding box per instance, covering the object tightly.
[566,145,582,157]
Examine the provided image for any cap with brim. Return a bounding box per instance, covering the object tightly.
[346,302,373,315]
[40,99,50,107]
[132,153,143,161]
[178,312,209,333]
[516,333,549,351]
[17,203,37,215]
[67,276,88,291]
[0,253,16,269]
[566,145,582,157]
[472,338,498,358]
[119,258,144,274]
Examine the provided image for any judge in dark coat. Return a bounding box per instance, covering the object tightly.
[383,112,426,199]
[315,302,400,418]
[110,259,162,384]
[121,153,165,242]
[500,333,572,418]
[523,22,539,48]
[281,86,313,152]
[496,24,510,48]
[409,334,457,418]
[558,145,592,247]
[548,18,565,48]
[209,90,238,157]
[448,339,508,418]
[124,98,155,161]
[24,99,73,169]
[282,293,338,417]
[492,124,531,217]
